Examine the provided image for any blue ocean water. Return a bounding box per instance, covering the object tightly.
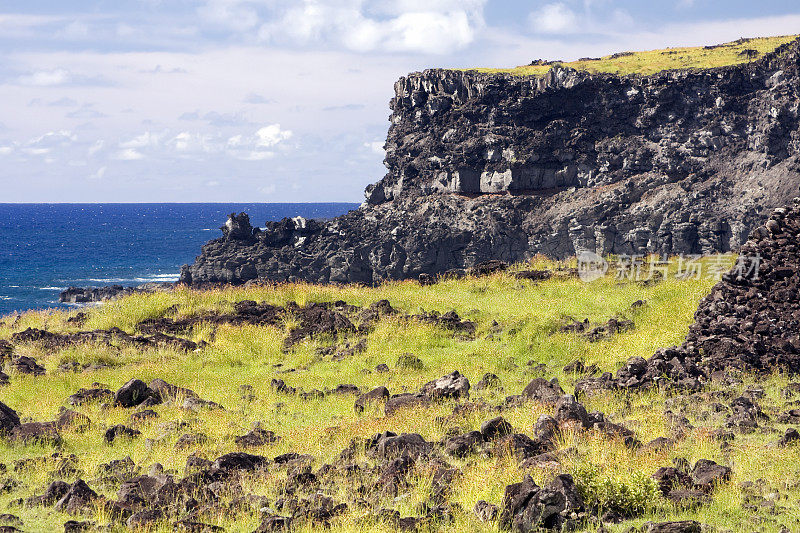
[0,203,359,316]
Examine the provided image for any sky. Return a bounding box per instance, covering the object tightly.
[1,1,799,203]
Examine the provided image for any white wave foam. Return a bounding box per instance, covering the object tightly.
[39,286,67,291]
[76,273,179,284]
[0,296,13,301]
[134,274,179,283]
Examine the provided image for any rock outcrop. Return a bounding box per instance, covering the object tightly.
[577,197,800,392]
[182,37,800,286]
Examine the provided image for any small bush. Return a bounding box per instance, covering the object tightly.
[572,463,659,517]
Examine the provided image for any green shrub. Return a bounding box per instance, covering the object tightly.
[572,463,660,517]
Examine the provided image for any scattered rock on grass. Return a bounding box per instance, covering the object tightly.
[354,386,390,413]
[115,379,159,408]
[0,402,20,434]
[520,378,563,405]
[10,356,45,376]
[105,424,141,444]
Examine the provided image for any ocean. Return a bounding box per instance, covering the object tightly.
[0,203,359,316]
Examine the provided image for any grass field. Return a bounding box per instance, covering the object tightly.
[1,256,799,532]
[470,35,798,77]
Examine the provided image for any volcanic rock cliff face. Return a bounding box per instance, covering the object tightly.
[181,38,800,286]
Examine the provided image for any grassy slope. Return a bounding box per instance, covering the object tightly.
[471,35,798,77]
[0,256,798,532]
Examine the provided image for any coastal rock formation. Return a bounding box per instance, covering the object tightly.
[182,37,800,285]
[60,283,173,304]
[577,197,800,392]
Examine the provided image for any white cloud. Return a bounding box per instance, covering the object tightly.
[89,166,107,180]
[0,146,13,156]
[199,0,260,32]
[115,148,145,160]
[255,0,485,54]
[364,140,384,154]
[255,124,292,147]
[529,3,578,34]
[384,11,475,53]
[88,140,105,157]
[26,131,76,153]
[17,69,71,86]
[119,131,162,149]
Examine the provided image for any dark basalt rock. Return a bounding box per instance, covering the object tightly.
[369,433,431,460]
[10,422,61,446]
[182,38,800,286]
[0,402,20,435]
[577,199,800,393]
[234,427,280,448]
[67,387,113,406]
[420,371,470,400]
[354,386,390,413]
[104,424,141,444]
[59,283,173,304]
[499,473,583,532]
[55,409,91,432]
[644,521,702,533]
[520,378,564,405]
[10,356,45,376]
[480,417,513,441]
[54,480,97,515]
[115,379,159,408]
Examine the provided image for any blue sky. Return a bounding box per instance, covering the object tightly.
[1,1,798,202]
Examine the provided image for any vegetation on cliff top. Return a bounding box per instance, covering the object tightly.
[472,35,798,77]
[1,255,800,531]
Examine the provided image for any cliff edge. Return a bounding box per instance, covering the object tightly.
[181,37,800,286]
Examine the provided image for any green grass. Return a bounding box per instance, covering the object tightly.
[470,35,798,77]
[0,255,798,531]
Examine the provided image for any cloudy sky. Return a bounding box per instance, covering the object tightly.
[1,1,799,202]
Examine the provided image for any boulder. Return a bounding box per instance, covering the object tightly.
[54,480,97,515]
[115,379,158,408]
[644,521,702,533]
[371,433,431,460]
[0,401,20,434]
[104,424,141,444]
[690,459,731,489]
[553,395,589,428]
[354,386,390,413]
[11,356,45,376]
[480,417,513,441]
[444,431,484,458]
[521,378,564,405]
[420,371,470,400]
[499,473,583,531]
[10,422,61,446]
[385,394,428,416]
[473,500,499,522]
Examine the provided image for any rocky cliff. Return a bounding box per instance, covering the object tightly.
[181,37,800,286]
